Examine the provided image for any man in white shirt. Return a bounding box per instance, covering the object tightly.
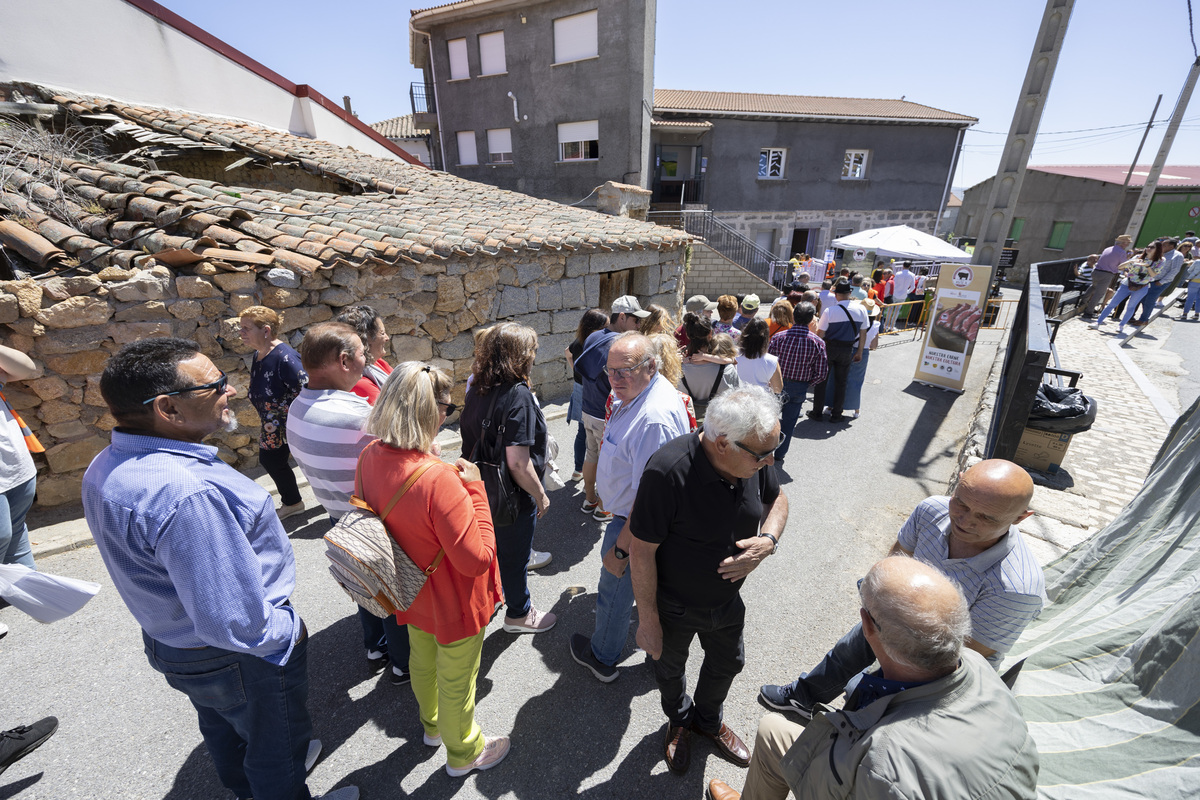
[809,280,870,423]
[892,262,917,303]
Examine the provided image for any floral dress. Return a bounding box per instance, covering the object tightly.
[249,342,307,451]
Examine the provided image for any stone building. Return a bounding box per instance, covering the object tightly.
[0,86,688,506]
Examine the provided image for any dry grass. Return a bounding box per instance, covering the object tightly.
[0,118,109,227]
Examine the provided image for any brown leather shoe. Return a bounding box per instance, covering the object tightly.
[707,779,742,800]
[691,722,750,767]
[664,724,691,774]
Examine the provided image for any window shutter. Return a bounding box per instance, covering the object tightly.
[557,120,599,144]
[479,31,506,75]
[553,10,598,63]
[456,131,478,165]
[487,128,512,155]
[448,38,469,80]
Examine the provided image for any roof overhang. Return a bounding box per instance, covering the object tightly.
[654,108,976,127]
[410,0,528,68]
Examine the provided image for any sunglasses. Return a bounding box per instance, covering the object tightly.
[142,371,229,405]
[733,437,780,463]
[438,401,458,416]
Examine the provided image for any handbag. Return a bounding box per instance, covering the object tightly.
[470,386,522,527]
[323,444,444,618]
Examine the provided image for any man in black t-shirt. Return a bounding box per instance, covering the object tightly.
[630,385,789,776]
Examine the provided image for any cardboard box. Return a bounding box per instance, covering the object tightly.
[1013,428,1073,473]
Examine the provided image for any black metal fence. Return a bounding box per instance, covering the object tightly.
[409,82,436,116]
[647,210,775,284]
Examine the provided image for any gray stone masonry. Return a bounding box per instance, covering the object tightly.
[683,242,777,301]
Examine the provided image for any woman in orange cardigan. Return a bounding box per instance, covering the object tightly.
[359,362,508,778]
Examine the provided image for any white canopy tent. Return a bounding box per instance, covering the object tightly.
[831,224,972,263]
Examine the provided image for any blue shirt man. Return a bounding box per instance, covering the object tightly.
[571,333,691,682]
[83,338,355,800]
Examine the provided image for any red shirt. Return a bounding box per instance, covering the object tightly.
[351,359,393,405]
[359,445,502,644]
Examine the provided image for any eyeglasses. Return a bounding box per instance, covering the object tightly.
[856,577,882,630]
[733,438,780,463]
[438,401,458,416]
[605,357,649,380]
[142,371,228,405]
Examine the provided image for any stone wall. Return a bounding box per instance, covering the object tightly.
[1,246,685,507]
[682,242,777,301]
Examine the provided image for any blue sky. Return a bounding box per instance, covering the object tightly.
[156,0,1200,190]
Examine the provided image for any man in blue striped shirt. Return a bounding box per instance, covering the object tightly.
[83,338,356,800]
[760,459,1045,718]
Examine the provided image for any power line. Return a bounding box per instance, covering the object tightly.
[968,116,1196,136]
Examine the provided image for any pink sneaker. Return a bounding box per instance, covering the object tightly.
[446,735,511,777]
[502,607,557,634]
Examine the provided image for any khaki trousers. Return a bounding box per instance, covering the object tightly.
[742,713,805,800]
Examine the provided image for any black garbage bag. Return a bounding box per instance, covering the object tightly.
[1027,383,1098,434]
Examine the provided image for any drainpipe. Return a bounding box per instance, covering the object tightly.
[412,26,448,172]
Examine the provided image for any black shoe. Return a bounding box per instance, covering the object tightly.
[829,414,846,423]
[0,717,58,776]
[806,410,824,420]
[390,666,411,685]
[569,633,619,683]
[366,649,388,674]
[758,684,815,720]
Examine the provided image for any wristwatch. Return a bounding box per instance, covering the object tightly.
[613,546,630,560]
[758,533,779,554]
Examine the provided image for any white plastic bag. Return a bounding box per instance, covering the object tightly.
[0,563,101,623]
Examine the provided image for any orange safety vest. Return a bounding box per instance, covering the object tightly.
[0,390,45,453]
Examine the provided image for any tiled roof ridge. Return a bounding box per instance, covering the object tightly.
[654,88,976,122]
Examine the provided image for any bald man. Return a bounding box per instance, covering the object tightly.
[709,558,1038,800]
[760,459,1045,718]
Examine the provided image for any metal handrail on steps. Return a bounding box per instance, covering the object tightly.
[648,210,775,284]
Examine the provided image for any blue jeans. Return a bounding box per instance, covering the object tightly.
[1136,282,1168,322]
[1098,283,1149,327]
[654,593,745,733]
[590,516,634,666]
[357,606,409,668]
[775,379,810,461]
[785,622,876,707]
[143,630,314,800]
[495,501,537,617]
[1185,282,1200,315]
[1,475,37,568]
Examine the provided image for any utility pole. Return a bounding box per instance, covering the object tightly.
[971,0,1075,279]
[1123,56,1200,243]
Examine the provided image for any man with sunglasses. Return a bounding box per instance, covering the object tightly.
[569,333,691,684]
[629,385,788,775]
[83,338,357,800]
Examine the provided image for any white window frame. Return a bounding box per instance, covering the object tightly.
[557,120,599,162]
[456,130,478,166]
[842,149,869,180]
[487,128,513,164]
[447,38,469,81]
[553,10,599,64]
[478,31,506,76]
[758,147,787,179]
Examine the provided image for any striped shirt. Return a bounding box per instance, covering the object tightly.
[286,388,375,519]
[768,326,828,384]
[898,496,1046,664]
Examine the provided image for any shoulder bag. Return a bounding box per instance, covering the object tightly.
[470,386,522,527]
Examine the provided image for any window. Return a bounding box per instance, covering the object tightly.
[487,128,512,163]
[1008,217,1025,244]
[835,227,854,239]
[842,149,869,180]
[479,31,506,75]
[456,131,478,166]
[447,38,469,81]
[553,10,598,63]
[1046,221,1072,250]
[759,147,786,179]
[558,120,599,161]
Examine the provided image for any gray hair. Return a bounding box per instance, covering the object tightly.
[612,331,657,374]
[860,559,970,674]
[704,384,781,443]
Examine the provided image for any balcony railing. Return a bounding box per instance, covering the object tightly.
[410,82,436,116]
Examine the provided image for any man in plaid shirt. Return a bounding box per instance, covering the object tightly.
[767,302,827,462]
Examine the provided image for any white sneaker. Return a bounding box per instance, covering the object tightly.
[1088,321,1101,329]
[570,471,583,482]
[527,550,553,570]
[305,739,322,773]
[502,607,557,634]
[446,736,511,777]
[316,788,358,800]
[424,731,442,747]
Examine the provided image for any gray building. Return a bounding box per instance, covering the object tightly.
[957,165,1200,281]
[408,0,655,205]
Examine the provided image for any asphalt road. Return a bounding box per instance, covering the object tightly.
[2,330,1000,800]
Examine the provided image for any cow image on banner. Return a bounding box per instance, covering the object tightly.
[913,263,990,392]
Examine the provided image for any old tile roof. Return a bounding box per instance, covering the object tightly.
[1030,164,1200,188]
[370,115,431,140]
[0,88,687,275]
[651,117,713,131]
[654,89,977,124]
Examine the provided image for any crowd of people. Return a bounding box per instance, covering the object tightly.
[1081,232,1198,334]
[0,276,1051,798]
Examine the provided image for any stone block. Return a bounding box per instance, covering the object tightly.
[391,334,433,362]
[106,321,173,346]
[301,273,331,291]
[34,327,108,355]
[28,376,68,401]
[229,293,257,314]
[0,279,42,316]
[531,359,568,386]
[320,287,357,307]
[497,286,533,318]
[169,300,204,320]
[2,388,40,410]
[537,283,563,311]
[41,275,101,301]
[114,301,167,322]
[421,317,450,341]
[515,262,543,287]
[538,332,574,358]
[463,266,497,295]
[406,291,437,315]
[384,309,424,335]
[278,304,332,333]
[225,433,252,449]
[36,296,113,328]
[590,250,659,274]
[213,271,258,292]
[631,264,661,295]
[331,266,359,287]
[0,293,17,324]
[435,333,477,361]
[559,277,586,309]
[33,473,85,507]
[585,274,601,304]
[110,272,165,302]
[202,299,229,318]
[551,309,583,335]
[497,265,517,286]
[45,420,90,440]
[261,285,307,308]
[266,267,301,288]
[45,434,107,473]
[194,263,220,276]
[565,254,589,278]
[511,312,552,335]
[435,275,466,313]
[429,358,454,377]
[37,399,78,425]
[98,266,136,282]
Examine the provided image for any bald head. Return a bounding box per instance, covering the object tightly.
[947,460,1034,552]
[960,459,1033,517]
[861,557,970,677]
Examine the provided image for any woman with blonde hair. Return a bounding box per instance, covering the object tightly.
[639,303,675,336]
[767,300,793,339]
[649,333,698,431]
[238,305,307,519]
[712,295,741,338]
[459,323,556,635]
[359,362,508,776]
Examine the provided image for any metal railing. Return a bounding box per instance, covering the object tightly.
[648,210,776,283]
[409,82,436,116]
[651,177,706,204]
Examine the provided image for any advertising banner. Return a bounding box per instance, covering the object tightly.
[913,263,990,392]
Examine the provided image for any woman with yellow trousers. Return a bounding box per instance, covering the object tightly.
[358,362,508,777]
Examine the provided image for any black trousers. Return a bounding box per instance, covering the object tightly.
[259,444,302,506]
[653,593,746,734]
[811,344,854,416]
